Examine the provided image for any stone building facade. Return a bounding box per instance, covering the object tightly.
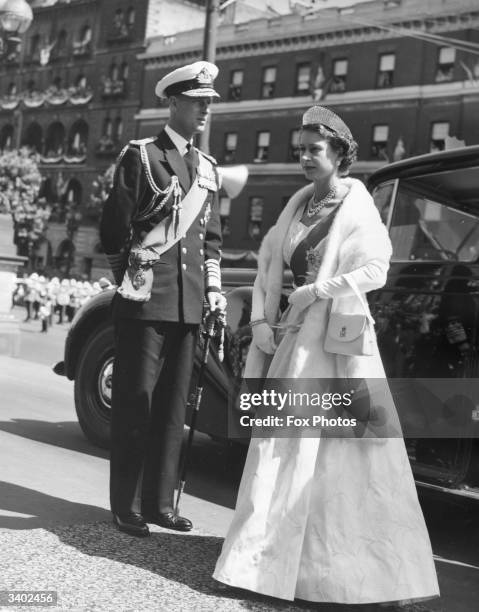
[1,0,479,273]
[0,0,205,279]
[138,0,479,260]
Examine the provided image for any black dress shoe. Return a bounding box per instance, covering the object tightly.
[112,512,150,537]
[144,512,193,532]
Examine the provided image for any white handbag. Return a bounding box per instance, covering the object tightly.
[324,275,375,356]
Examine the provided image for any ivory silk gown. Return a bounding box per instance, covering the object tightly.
[213,206,440,605]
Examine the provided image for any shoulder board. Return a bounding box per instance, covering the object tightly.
[197,150,218,166]
[128,137,157,147]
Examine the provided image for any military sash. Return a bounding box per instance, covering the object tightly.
[118,152,217,302]
[289,205,339,287]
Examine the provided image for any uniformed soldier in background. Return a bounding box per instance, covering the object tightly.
[100,61,225,537]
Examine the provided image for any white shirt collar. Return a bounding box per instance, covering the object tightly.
[165,124,192,157]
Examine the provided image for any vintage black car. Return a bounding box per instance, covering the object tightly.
[54,145,479,503]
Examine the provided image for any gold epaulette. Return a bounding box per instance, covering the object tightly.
[197,150,218,166]
[128,137,157,146]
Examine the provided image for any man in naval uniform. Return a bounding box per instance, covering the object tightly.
[100,61,225,537]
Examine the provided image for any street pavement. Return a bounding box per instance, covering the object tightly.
[0,314,478,611]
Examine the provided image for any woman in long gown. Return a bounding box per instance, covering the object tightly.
[213,106,440,607]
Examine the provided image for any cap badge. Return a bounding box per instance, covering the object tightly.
[197,67,212,85]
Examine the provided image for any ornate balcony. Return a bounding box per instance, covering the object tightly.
[40,151,64,165]
[45,86,69,106]
[22,90,45,108]
[0,94,20,110]
[95,137,121,158]
[72,40,91,58]
[68,85,94,106]
[101,78,126,99]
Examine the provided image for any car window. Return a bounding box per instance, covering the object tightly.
[372,180,395,226]
[388,169,479,262]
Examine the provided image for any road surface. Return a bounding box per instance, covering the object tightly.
[0,314,478,611]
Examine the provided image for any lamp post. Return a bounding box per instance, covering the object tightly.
[0,0,33,51]
[0,0,32,356]
[0,0,33,147]
[199,0,221,153]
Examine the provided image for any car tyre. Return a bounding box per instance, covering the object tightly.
[74,324,115,449]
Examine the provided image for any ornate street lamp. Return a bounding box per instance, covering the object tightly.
[0,0,33,35]
[0,0,33,56]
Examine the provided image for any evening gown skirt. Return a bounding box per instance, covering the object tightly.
[214,211,439,603]
[213,304,440,604]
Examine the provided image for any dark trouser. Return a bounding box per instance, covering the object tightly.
[110,319,198,516]
[66,305,75,322]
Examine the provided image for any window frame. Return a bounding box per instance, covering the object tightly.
[224,131,238,163]
[371,124,390,159]
[248,196,264,239]
[377,52,396,88]
[260,66,277,99]
[295,62,311,95]
[435,46,456,83]
[228,69,244,101]
[430,121,450,152]
[330,58,348,93]
[254,131,270,163]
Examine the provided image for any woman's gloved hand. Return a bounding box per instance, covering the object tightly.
[288,283,317,312]
[252,322,277,354]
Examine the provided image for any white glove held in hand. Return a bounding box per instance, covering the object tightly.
[288,283,317,312]
[252,322,277,355]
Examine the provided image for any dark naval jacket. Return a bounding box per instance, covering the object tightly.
[100,130,222,324]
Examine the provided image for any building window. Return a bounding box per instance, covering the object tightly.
[103,61,126,97]
[73,25,92,57]
[371,125,389,159]
[103,117,112,138]
[228,70,243,101]
[66,119,88,159]
[219,196,231,236]
[289,129,300,162]
[261,66,276,98]
[44,121,65,158]
[55,30,67,57]
[295,63,311,95]
[377,53,395,88]
[248,197,264,239]
[224,132,237,163]
[330,59,348,93]
[29,33,40,59]
[114,117,123,140]
[254,131,270,163]
[430,122,449,152]
[127,7,136,27]
[436,47,455,83]
[0,124,14,150]
[76,74,87,89]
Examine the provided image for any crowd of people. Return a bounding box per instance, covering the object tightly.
[13,273,113,333]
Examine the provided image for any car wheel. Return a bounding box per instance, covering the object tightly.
[74,324,115,448]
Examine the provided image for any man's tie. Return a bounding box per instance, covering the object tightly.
[183,143,196,182]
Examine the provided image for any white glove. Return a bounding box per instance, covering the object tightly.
[288,284,317,312]
[252,322,277,354]
[207,291,227,313]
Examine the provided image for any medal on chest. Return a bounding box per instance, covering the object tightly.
[306,246,322,272]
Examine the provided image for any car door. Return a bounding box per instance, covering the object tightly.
[370,170,479,488]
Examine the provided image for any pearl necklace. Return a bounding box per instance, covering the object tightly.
[306,186,337,217]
